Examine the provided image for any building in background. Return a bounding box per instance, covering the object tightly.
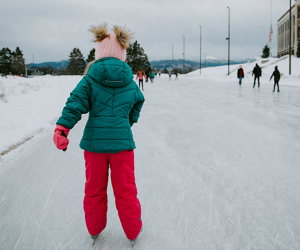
[277,0,300,58]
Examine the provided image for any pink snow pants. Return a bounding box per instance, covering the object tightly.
[83,150,142,240]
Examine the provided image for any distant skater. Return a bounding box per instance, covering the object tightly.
[150,71,155,83]
[270,66,281,92]
[145,69,150,83]
[168,71,172,80]
[237,65,244,85]
[175,72,178,80]
[252,63,262,88]
[136,69,146,91]
[159,71,161,77]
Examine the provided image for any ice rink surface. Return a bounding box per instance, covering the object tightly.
[1,75,300,249]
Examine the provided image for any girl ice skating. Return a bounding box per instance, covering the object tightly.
[136,69,146,90]
[53,24,144,245]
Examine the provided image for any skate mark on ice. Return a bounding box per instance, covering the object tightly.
[271,186,279,250]
[60,232,80,250]
[32,164,69,250]
[13,222,26,250]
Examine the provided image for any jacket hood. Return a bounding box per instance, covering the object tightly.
[86,57,133,88]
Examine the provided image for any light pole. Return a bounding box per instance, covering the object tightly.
[226,7,230,75]
[183,36,185,74]
[172,43,174,72]
[199,25,202,75]
[289,0,291,75]
[203,53,208,68]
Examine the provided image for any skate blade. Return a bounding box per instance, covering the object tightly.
[92,239,96,246]
[131,240,135,248]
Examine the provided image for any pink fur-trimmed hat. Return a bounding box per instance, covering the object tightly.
[90,24,133,62]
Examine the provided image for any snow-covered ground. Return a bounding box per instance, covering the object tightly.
[0,76,80,154]
[1,58,300,249]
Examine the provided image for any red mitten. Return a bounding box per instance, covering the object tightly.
[53,125,70,151]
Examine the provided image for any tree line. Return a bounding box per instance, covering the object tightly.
[0,47,26,75]
[67,40,151,75]
[0,40,151,76]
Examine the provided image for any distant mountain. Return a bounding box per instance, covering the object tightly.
[149,58,257,71]
[26,58,257,71]
[27,60,69,70]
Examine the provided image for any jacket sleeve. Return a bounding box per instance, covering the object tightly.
[129,86,145,127]
[270,72,274,80]
[56,77,91,129]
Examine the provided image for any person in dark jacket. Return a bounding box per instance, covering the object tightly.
[237,65,244,85]
[53,24,144,244]
[252,63,262,88]
[145,69,150,82]
[270,66,281,92]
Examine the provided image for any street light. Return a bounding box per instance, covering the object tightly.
[289,0,291,75]
[226,7,230,75]
[203,53,208,68]
[172,43,174,72]
[183,36,185,74]
[199,25,202,75]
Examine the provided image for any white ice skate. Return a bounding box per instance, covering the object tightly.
[130,226,143,248]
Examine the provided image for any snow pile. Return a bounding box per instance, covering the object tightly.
[0,76,80,154]
[187,55,300,79]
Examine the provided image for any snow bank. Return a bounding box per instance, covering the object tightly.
[0,76,80,154]
[188,55,300,78]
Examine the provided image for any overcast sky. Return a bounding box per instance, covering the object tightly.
[0,0,291,63]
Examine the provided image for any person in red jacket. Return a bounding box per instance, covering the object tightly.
[237,65,244,85]
[136,69,146,91]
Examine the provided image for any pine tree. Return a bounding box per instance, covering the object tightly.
[0,48,12,75]
[261,44,270,58]
[11,47,25,75]
[297,40,300,58]
[86,48,95,63]
[67,48,86,75]
[126,41,151,74]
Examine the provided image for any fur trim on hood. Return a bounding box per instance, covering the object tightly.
[84,60,96,75]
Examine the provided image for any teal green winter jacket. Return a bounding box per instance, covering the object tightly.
[56,57,145,153]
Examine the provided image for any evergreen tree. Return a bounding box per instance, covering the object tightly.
[0,48,12,75]
[162,68,168,74]
[11,47,25,75]
[261,44,270,58]
[86,48,95,63]
[67,48,86,75]
[297,40,300,58]
[126,41,151,74]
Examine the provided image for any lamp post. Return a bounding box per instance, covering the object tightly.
[199,25,202,75]
[203,53,208,68]
[172,43,174,72]
[289,0,291,75]
[226,7,230,75]
[183,35,185,74]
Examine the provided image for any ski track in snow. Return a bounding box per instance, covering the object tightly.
[1,74,300,249]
